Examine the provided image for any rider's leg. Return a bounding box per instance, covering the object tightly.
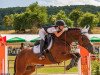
[40,39,45,55]
[39,29,46,59]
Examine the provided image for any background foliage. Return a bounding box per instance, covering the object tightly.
[0,2,100,33]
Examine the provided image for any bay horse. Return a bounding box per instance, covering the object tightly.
[14,27,93,75]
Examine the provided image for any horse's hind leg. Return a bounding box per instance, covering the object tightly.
[23,66,35,75]
[15,64,26,75]
[14,59,26,75]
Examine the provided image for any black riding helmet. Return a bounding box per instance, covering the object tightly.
[55,20,65,26]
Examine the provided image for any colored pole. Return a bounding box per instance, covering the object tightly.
[0,36,7,75]
[78,45,91,75]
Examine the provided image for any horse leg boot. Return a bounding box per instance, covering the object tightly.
[39,39,45,60]
[65,53,77,70]
[74,53,81,66]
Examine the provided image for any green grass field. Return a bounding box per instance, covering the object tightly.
[8,56,78,75]
[8,55,100,75]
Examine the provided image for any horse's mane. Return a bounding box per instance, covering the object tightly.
[64,28,81,34]
[62,28,81,34]
[60,28,81,41]
[53,28,81,40]
[67,28,81,32]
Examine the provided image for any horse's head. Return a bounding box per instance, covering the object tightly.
[60,26,93,54]
[78,26,93,54]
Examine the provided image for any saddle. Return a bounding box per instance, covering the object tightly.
[34,35,58,63]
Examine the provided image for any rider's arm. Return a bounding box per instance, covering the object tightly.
[47,27,66,37]
[54,30,64,37]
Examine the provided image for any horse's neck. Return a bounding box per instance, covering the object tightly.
[64,28,81,43]
[51,37,71,62]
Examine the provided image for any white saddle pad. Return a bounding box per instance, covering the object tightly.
[33,44,41,53]
[33,39,53,54]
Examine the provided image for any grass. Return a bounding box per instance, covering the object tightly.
[8,55,100,75]
[8,56,15,75]
[8,56,78,75]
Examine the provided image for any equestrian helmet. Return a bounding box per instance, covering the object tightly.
[55,20,65,26]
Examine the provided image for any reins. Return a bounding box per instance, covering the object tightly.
[59,29,82,51]
[48,28,82,63]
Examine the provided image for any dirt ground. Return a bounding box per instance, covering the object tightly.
[0,27,100,34]
[91,27,100,34]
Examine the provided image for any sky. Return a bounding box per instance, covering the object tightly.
[0,0,100,8]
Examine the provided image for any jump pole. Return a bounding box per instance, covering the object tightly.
[0,36,8,75]
[77,45,91,75]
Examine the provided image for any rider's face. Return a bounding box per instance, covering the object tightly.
[59,26,64,30]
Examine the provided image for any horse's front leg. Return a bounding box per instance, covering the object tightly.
[74,53,81,66]
[65,53,80,70]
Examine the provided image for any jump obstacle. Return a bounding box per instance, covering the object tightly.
[0,36,8,75]
[0,36,94,75]
[78,45,91,75]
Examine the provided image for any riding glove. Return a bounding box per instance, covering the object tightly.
[63,27,68,31]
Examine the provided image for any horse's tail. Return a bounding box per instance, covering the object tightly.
[14,56,17,75]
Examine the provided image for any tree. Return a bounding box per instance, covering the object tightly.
[3,15,10,27]
[65,18,73,27]
[49,10,73,27]
[26,2,48,28]
[13,2,48,33]
[97,12,100,27]
[13,14,23,32]
[3,14,14,30]
[56,10,66,20]
[13,13,30,33]
[48,15,57,25]
[78,12,99,32]
[69,9,83,27]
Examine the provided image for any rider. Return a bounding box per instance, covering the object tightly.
[38,20,68,60]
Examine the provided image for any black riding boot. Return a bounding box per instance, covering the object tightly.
[39,39,45,60]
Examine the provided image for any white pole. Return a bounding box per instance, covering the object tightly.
[77,45,81,75]
[2,59,4,75]
[88,53,91,75]
[5,46,8,74]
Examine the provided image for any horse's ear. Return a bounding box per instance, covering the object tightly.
[83,25,90,31]
[83,26,87,29]
[86,25,90,31]
[82,25,90,33]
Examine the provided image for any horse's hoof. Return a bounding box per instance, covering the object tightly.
[65,65,70,70]
[74,62,78,66]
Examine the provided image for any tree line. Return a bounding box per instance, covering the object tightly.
[0,2,100,33]
[0,7,26,26]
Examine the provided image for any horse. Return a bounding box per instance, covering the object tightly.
[14,26,93,75]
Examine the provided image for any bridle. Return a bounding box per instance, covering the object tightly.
[78,33,90,47]
[59,29,90,48]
